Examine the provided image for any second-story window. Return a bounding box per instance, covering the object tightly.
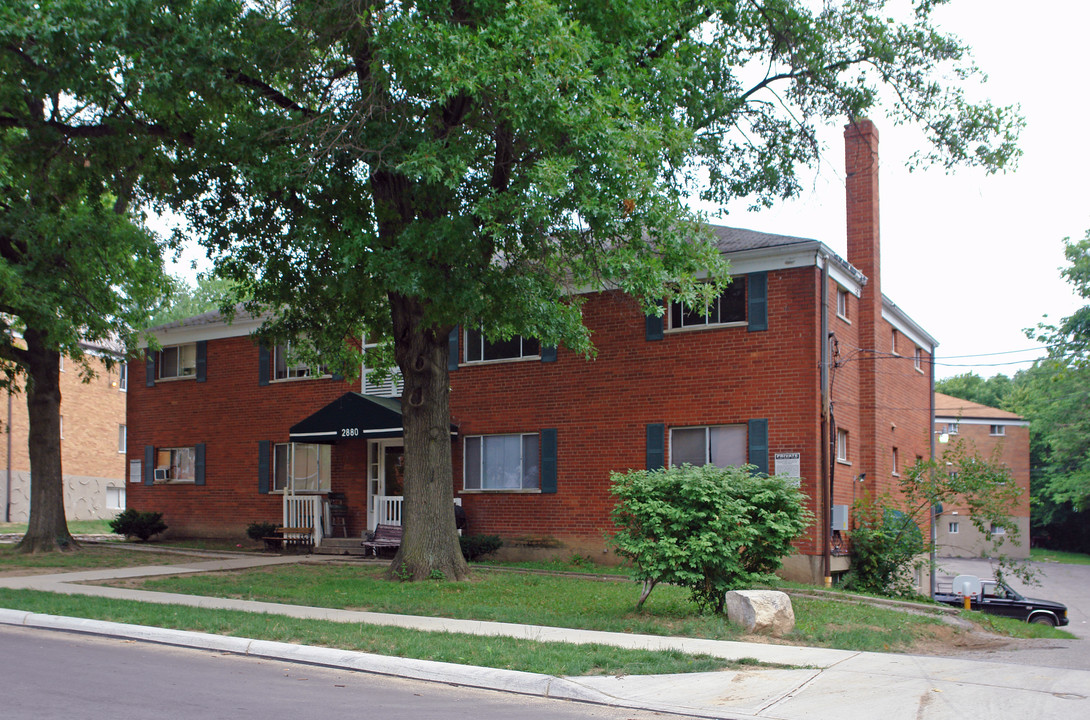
[464,329,540,363]
[158,343,197,379]
[669,278,747,330]
[273,343,328,380]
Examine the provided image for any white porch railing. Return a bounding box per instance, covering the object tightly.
[283,494,324,546]
[373,494,403,528]
[370,495,462,531]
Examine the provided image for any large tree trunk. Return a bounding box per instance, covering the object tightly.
[387,293,468,581]
[17,328,75,552]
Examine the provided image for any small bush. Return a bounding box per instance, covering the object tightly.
[246,522,278,542]
[460,534,503,561]
[842,501,925,598]
[610,464,811,614]
[109,509,168,542]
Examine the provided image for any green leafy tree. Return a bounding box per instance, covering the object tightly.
[935,372,1015,410]
[0,1,194,551]
[845,440,1027,597]
[164,0,1020,580]
[147,274,245,328]
[610,465,810,613]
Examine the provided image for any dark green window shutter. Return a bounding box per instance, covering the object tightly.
[540,429,557,494]
[645,313,664,341]
[747,419,769,475]
[196,341,207,382]
[331,371,344,381]
[646,423,665,470]
[540,346,557,362]
[144,445,154,485]
[258,345,270,386]
[747,271,768,332]
[258,440,270,494]
[194,443,206,486]
[145,352,155,387]
[447,327,460,371]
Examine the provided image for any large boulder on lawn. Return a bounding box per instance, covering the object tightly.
[725,590,795,636]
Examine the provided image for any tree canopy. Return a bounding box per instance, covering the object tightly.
[147,0,1026,579]
[0,0,192,550]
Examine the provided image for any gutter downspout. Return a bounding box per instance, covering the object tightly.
[5,388,11,522]
[820,255,831,586]
[929,345,937,599]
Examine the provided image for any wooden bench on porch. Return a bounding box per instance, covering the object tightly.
[263,526,314,552]
[361,523,402,556]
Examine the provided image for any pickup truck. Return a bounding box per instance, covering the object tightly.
[934,575,1069,626]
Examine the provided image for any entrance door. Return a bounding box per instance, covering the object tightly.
[367,440,405,530]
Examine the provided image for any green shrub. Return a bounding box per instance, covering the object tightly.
[109,509,168,542]
[842,501,925,598]
[246,522,278,542]
[459,534,503,561]
[610,464,811,614]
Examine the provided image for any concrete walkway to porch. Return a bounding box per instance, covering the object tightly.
[1,551,1088,719]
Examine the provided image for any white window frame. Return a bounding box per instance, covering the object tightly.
[361,340,404,397]
[272,343,329,381]
[118,424,127,454]
[891,328,899,356]
[836,287,850,321]
[946,422,960,435]
[892,447,899,476]
[118,363,128,391]
[990,523,1006,536]
[272,442,331,493]
[463,329,540,364]
[669,425,747,468]
[105,486,126,511]
[949,521,959,534]
[836,428,850,463]
[990,424,1005,436]
[157,343,197,380]
[914,347,923,371]
[463,433,540,491]
[155,446,196,483]
[668,278,748,331]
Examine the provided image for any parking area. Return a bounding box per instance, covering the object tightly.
[937,556,1089,639]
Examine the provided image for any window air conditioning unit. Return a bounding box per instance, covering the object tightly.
[154,467,169,481]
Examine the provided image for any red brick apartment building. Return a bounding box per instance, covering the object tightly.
[125,121,936,583]
[933,393,1031,559]
[3,340,128,522]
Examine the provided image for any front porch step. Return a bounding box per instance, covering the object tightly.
[314,537,371,556]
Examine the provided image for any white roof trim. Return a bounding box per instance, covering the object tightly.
[883,300,938,350]
[935,416,1029,427]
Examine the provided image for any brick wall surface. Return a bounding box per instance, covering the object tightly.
[3,353,127,521]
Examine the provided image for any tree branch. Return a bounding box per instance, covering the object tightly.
[226,69,316,118]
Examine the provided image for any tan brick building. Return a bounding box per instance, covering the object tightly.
[2,340,128,522]
[933,392,1031,559]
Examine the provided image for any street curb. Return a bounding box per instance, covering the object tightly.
[0,608,624,709]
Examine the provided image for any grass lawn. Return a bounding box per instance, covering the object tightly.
[0,588,742,677]
[0,543,221,571]
[0,519,116,535]
[1031,548,1090,565]
[123,562,983,653]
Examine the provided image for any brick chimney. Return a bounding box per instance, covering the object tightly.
[844,119,881,490]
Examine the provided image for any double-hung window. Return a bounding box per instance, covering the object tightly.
[464,329,540,363]
[464,434,539,490]
[119,363,128,391]
[669,278,747,330]
[670,425,747,468]
[158,343,197,379]
[273,443,331,492]
[836,429,850,463]
[155,447,196,482]
[836,287,850,321]
[273,344,328,380]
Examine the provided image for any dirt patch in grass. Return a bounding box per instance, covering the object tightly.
[913,622,1014,655]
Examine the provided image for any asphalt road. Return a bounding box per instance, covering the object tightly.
[2,625,686,720]
[936,556,1089,668]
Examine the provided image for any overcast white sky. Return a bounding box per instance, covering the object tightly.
[708,1,1089,381]
[168,2,1086,382]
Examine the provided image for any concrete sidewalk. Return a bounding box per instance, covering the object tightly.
[1,554,1088,719]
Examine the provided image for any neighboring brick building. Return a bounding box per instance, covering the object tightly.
[125,120,937,583]
[933,392,1031,559]
[2,341,128,522]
